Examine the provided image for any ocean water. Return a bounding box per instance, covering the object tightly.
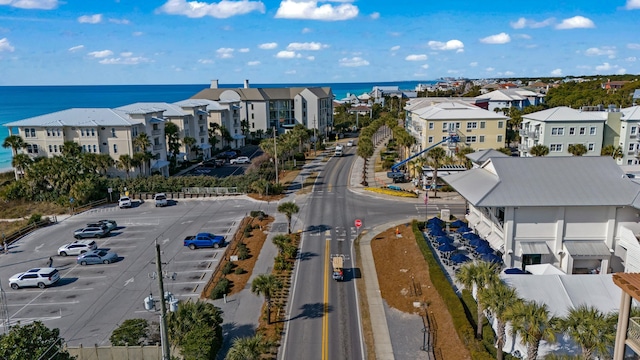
[0,80,431,171]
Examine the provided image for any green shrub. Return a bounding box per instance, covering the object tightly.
[209,278,229,299]
[237,243,249,260]
[274,254,292,271]
[27,213,42,224]
[250,210,266,219]
[234,267,245,275]
[293,152,306,161]
[221,262,234,275]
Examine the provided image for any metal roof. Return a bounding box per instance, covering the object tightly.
[192,86,332,102]
[116,102,187,117]
[523,106,606,122]
[564,241,611,257]
[4,108,133,127]
[476,88,541,101]
[466,149,509,164]
[442,156,640,207]
[621,105,640,121]
[412,101,508,120]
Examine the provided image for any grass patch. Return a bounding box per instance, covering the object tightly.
[0,219,29,238]
[296,172,319,195]
[0,200,67,220]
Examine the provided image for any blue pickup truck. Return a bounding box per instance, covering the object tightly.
[184,233,226,250]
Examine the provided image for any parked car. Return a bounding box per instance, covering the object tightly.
[216,151,239,160]
[154,193,168,207]
[202,158,225,168]
[9,267,60,289]
[86,220,117,233]
[58,240,97,256]
[230,156,250,165]
[74,225,108,239]
[118,196,132,209]
[184,233,226,250]
[77,250,119,265]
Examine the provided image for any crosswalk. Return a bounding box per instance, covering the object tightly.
[307,226,358,242]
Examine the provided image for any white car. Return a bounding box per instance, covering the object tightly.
[154,193,168,207]
[58,240,97,256]
[346,140,354,147]
[230,156,250,164]
[9,268,60,290]
[118,196,132,209]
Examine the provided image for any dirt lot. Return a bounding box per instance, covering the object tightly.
[370,225,471,360]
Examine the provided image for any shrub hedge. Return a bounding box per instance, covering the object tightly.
[364,187,418,198]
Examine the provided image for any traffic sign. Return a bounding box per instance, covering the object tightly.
[354,219,362,229]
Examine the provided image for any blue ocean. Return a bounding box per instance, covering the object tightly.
[0,80,431,171]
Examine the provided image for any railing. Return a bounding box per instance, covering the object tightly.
[151,129,162,136]
[519,129,539,139]
[3,218,56,246]
[198,119,206,125]
[628,318,640,350]
[153,144,163,151]
[199,131,207,137]
[182,187,240,195]
[73,198,108,214]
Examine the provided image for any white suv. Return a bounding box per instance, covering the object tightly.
[58,240,97,256]
[9,268,60,290]
[118,196,132,209]
[154,193,168,207]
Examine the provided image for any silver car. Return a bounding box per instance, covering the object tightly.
[58,240,97,256]
[77,250,118,265]
[74,225,108,239]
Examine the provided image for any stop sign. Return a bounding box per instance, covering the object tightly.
[354,219,362,229]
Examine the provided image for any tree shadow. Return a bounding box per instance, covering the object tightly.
[297,251,318,261]
[216,322,256,360]
[287,302,333,321]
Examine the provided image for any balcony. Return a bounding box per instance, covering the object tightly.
[151,129,162,136]
[198,118,206,125]
[518,143,529,151]
[153,144,163,151]
[519,129,539,140]
[199,131,207,137]
[628,318,640,351]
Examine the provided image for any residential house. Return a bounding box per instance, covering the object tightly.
[633,89,640,104]
[602,79,630,91]
[475,88,544,112]
[442,156,640,274]
[404,99,508,155]
[519,106,607,157]
[612,105,640,165]
[4,108,169,177]
[612,272,640,359]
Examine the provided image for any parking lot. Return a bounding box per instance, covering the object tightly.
[0,196,274,346]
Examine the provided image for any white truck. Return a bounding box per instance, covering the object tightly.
[332,255,344,281]
[334,144,344,157]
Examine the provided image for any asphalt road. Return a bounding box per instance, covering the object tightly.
[0,196,272,346]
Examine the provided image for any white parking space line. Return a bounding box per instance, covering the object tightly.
[173,259,219,263]
[7,300,80,307]
[167,281,207,286]
[6,287,95,295]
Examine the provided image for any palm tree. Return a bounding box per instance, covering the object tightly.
[182,136,197,160]
[165,121,182,163]
[256,129,264,140]
[2,135,26,156]
[133,133,152,175]
[133,152,146,176]
[426,146,447,198]
[220,126,233,148]
[456,146,475,168]
[601,144,623,159]
[278,201,300,234]
[251,274,282,324]
[506,300,558,360]
[567,143,588,156]
[478,281,519,360]
[207,122,221,151]
[117,154,134,179]
[529,144,549,157]
[357,138,374,186]
[12,153,32,178]
[455,261,500,339]
[226,334,268,360]
[167,300,223,356]
[61,141,82,158]
[95,153,115,175]
[560,305,616,359]
[272,234,291,254]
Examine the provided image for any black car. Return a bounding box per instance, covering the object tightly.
[202,158,225,168]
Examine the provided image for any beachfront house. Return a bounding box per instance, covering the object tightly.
[4,107,170,177]
[442,156,640,274]
[475,88,544,112]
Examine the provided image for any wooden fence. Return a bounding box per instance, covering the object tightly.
[66,344,161,360]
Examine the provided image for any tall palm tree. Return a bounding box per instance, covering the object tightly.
[182,136,197,160]
[133,133,152,175]
[567,143,588,156]
[272,234,292,254]
[12,153,32,178]
[478,281,519,360]
[61,141,82,158]
[226,334,267,360]
[357,138,374,186]
[529,144,549,157]
[455,261,500,339]
[560,305,616,359]
[456,146,475,168]
[117,154,134,179]
[3,135,27,180]
[96,153,115,175]
[278,201,300,234]
[506,300,558,360]
[426,146,447,198]
[251,274,282,324]
[165,121,182,163]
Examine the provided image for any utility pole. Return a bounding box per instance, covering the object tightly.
[313,116,317,156]
[273,127,279,184]
[155,242,170,360]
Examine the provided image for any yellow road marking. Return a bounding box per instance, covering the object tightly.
[322,239,330,360]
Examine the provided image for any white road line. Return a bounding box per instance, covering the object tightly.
[175,270,213,274]
[165,281,207,285]
[172,259,219,263]
[7,301,80,307]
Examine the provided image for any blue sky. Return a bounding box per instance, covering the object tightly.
[0,0,639,85]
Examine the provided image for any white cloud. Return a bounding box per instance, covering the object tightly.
[515,34,532,40]
[307,55,315,61]
[109,18,130,25]
[198,59,214,64]
[447,70,459,74]
[595,62,612,72]
[390,45,400,51]
[510,17,554,29]
[617,67,627,74]
[276,50,298,58]
[469,62,478,67]
[285,69,296,74]
[339,56,369,67]
[0,38,14,52]
[301,27,312,34]
[370,12,379,20]
[427,39,464,52]
[584,46,616,58]
[556,16,595,30]
[247,60,260,66]
[88,50,113,58]
[421,64,429,69]
[78,14,103,24]
[258,42,278,50]
[68,45,84,52]
[480,32,511,44]
[158,0,266,19]
[132,31,144,36]
[286,42,328,51]
[216,47,234,58]
[405,54,427,61]
[0,0,59,9]
[625,0,640,9]
[485,67,495,72]
[626,56,637,62]
[275,0,359,21]
[628,43,640,50]
[238,48,250,52]
[99,56,151,65]
[550,68,562,76]
[503,71,515,76]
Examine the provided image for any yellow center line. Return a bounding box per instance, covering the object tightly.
[322,239,330,360]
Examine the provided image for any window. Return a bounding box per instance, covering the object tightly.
[588,143,595,151]
[251,113,254,120]
[113,144,118,153]
[480,121,486,129]
[111,128,116,137]
[428,136,433,143]
[47,129,51,136]
[91,129,95,136]
[49,145,53,152]
[252,122,255,128]
[82,145,87,152]
[629,160,634,165]
[54,145,58,153]
[479,135,485,143]
[201,138,204,143]
[442,122,448,130]
[467,122,478,130]
[24,128,36,138]
[569,127,575,135]
[630,143,636,151]
[153,124,159,131]
[154,137,160,146]
[589,126,596,135]
[579,127,586,135]
[251,104,254,110]
[632,126,638,135]
[93,145,97,153]
[498,121,504,129]
[467,136,477,143]
[132,127,138,137]
[551,127,564,135]
[497,135,503,143]
[199,115,203,120]
[550,144,563,152]
[26,144,38,153]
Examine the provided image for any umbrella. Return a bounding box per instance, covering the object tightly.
[476,244,494,255]
[428,217,444,225]
[435,236,453,245]
[481,253,502,264]
[462,232,480,240]
[438,242,457,252]
[504,268,529,275]
[469,238,488,248]
[456,226,471,234]
[451,253,471,264]
[450,219,466,227]
[429,228,446,236]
